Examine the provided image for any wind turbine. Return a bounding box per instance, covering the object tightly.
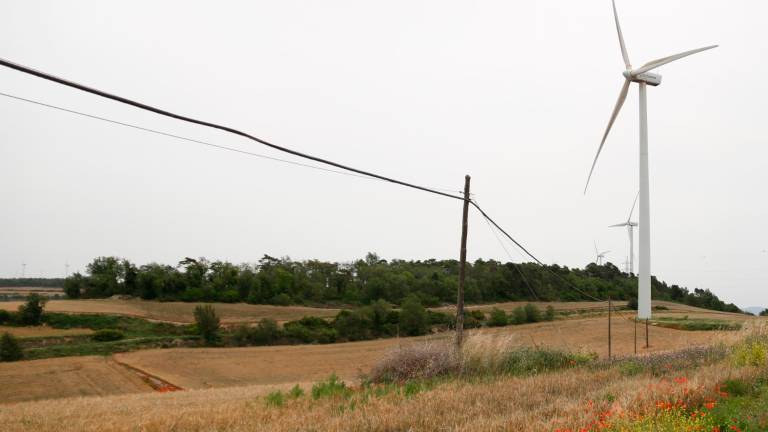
[609,192,639,274]
[584,0,717,320]
[594,242,610,266]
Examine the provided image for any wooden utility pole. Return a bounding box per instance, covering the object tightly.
[455,175,471,349]
[608,297,612,360]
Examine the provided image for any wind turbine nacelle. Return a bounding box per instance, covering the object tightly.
[631,72,662,86]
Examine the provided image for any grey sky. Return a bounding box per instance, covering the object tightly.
[1,1,765,308]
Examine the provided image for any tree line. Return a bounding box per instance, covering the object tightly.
[0,278,64,288]
[62,253,742,313]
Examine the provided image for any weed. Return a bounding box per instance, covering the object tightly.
[311,374,352,400]
[264,390,284,407]
[288,384,304,399]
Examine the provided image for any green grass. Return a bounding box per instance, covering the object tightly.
[651,316,742,331]
[311,374,352,400]
[22,335,197,360]
[43,313,191,337]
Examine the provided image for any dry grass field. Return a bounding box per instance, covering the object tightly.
[0,348,759,432]
[0,356,152,404]
[112,308,755,392]
[0,325,93,338]
[0,299,341,324]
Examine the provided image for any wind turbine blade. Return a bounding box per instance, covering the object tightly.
[609,223,627,228]
[627,191,639,221]
[612,0,631,69]
[584,78,631,193]
[632,45,718,75]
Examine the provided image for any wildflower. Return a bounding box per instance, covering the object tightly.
[673,376,688,384]
[704,402,716,410]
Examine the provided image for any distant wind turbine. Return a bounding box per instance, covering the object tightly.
[594,241,610,266]
[584,0,717,319]
[609,192,639,274]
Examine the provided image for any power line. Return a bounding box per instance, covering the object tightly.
[0,57,465,201]
[0,90,461,193]
[470,201,607,302]
[476,198,540,301]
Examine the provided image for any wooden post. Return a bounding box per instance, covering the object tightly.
[455,175,471,349]
[608,297,612,360]
[645,318,649,348]
[634,317,637,355]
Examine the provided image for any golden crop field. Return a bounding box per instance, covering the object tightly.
[0,325,93,338]
[0,356,152,404]
[0,299,341,324]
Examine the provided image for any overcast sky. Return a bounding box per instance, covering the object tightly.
[1,1,765,308]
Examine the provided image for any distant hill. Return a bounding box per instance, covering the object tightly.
[744,306,766,316]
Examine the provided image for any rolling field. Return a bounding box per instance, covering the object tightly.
[0,356,152,403]
[0,299,341,324]
[112,307,754,393]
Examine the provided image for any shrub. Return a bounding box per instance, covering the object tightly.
[17,294,47,325]
[524,303,541,323]
[511,306,527,324]
[544,305,556,321]
[288,384,304,399]
[488,308,508,327]
[399,295,428,336]
[311,374,352,400]
[92,329,125,342]
[264,390,285,407]
[231,325,252,347]
[270,293,291,306]
[0,332,23,362]
[370,342,459,383]
[193,304,220,345]
[0,310,12,325]
[284,317,336,344]
[251,318,281,345]
[627,296,638,310]
[732,340,768,367]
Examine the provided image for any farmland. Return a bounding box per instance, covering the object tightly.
[0,299,340,324]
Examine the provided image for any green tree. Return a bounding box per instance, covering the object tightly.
[63,273,84,298]
[760,309,768,317]
[399,295,428,336]
[0,332,23,361]
[193,304,220,345]
[17,294,47,325]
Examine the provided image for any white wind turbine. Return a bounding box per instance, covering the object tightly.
[594,241,610,266]
[609,192,639,274]
[584,0,717,320]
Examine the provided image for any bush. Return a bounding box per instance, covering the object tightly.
[370,342,459,382]
[252,318,281,345]
[544,305,556,321]
[0,332,23,362]
[399,295,428,336]
[488,308,508,327]
[311,374,352,400]
[511,306,527,324]
[17,294,47,325]
[627,296,638,310]
[270,293,291,306]
[193,304,221,345]
[284,316,336,344]
[524,303,541,323]
[0,310,12,325]
[288,384,304,399]
[264,390,285,407]
[92,329,125,342]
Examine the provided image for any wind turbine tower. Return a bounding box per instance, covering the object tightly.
[610,193,639,274]
[584,0,717,320]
